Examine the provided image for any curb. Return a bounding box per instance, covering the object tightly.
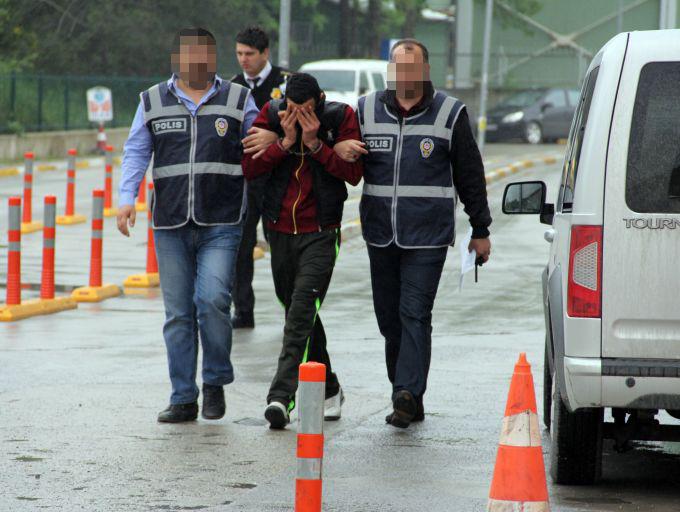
[0,167,20,177]
[485,154,560,184]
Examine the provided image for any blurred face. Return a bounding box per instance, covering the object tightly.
[387,45,430,99]
[171,36,217,90]
[236,43,269,77]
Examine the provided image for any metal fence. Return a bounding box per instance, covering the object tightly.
[0,73,164,135]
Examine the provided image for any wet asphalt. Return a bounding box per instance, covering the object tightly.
[1,143,679,511]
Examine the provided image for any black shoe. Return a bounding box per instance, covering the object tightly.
[386,390,417,428]
[202,384,226,420]
[264,401,290,430]
[158,402,198,423]
[231,311,254,329]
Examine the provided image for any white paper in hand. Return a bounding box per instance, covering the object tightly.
[459,227,477,291]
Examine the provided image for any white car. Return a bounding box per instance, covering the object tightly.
[503,29,680,484]
[299,59,387,107]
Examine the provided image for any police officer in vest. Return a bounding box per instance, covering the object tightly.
[117,28,258,423]
[353,39,492,428]
[229,26,291,329]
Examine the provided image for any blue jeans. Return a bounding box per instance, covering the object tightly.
[154,222,242,405]
[367,243,448,401]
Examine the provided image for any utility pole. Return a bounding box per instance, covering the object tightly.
[477,0,494,153]
[617,0,624,34]
[278,0,292,68]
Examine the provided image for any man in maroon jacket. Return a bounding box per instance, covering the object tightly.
[242,73,363,429]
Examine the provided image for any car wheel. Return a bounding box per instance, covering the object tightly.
[543,338,552,429]
[549,376,604,485]
[525,122,543,144]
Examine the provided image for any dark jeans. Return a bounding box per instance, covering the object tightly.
[267,228,342,407]
[232,189,266,315]
[154,222,242,405]
[367,243,448,401]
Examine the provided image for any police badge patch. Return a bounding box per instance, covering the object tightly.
[420,138,434,159]
[215,118,228,137]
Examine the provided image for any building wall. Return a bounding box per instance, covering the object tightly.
[457,0,679,91]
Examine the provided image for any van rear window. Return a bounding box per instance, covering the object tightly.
[626,62,680,213]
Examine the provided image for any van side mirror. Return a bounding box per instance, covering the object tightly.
[503,181,547,215]
[502,181,554,225]
[359,87,368,95]
[541,102,554,112]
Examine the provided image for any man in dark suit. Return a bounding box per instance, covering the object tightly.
[231,26,290,328]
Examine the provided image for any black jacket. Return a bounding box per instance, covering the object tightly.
[263,99,348,228]
[380,83,492,238]
[231,65,290,109]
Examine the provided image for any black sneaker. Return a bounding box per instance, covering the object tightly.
[386,390,417,428]
[202,384,225,420]
[231,311,254,329]
[264,401,290,430]
[158,402,198,423]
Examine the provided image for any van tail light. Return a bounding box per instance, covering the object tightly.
[567,225,602,318]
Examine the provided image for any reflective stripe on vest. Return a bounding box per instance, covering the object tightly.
[362,94,459,144]
[363,183,456,199]
[153,162,244,180]
[143,82,246,123]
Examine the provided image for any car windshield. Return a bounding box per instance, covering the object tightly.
[496,90,545,109]
[304,69,356,93]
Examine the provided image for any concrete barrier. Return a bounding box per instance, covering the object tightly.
[0,127,130,162]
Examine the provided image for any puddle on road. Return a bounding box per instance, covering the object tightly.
[227,482,257,489]
[564,496,631,505]
[14,455,44,462]
[233,417,268,427]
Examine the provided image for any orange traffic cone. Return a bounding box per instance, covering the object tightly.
[488,353,549,511]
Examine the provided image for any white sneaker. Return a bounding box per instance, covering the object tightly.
[324,387,345,421]
[264,401,290,430]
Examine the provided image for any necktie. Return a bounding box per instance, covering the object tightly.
[249,77,260,89]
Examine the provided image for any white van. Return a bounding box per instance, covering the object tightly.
[299,59,387,106]
[502,29,680,484]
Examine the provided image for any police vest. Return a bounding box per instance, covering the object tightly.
[141,80,250,229]
[358,91,464,248]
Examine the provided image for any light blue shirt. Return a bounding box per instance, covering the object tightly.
[119,74,258,206]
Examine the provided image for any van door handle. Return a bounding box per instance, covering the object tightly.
[544,229,555,243]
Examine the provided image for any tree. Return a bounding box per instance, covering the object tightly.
[393,0,426,38]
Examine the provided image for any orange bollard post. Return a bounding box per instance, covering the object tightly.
[39,196,77,314]
[103,145,118,217]
[295,362,326,512]
[136,175,147,212]
[487,353,550,511]
[124,182,159,288]
[21,152,43,234]
[71,190,121,302]
[56,148,86,225]
[6,197,22,306]
[0,197,44,321]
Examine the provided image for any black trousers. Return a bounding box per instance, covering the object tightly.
[367,243,448,401]
[233,189,266,315]
[267,228,341,406]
